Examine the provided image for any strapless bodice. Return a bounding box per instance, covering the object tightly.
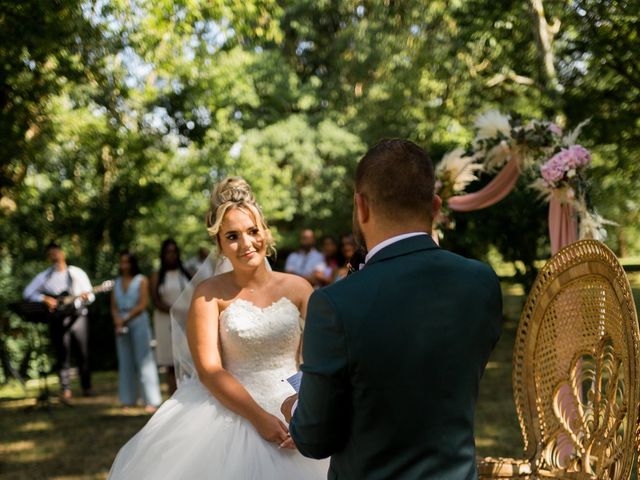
[219,297,301,414]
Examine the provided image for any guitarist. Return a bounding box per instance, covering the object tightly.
[22,241,94,403]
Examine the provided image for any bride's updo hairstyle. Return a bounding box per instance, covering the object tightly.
[206,176,275,257]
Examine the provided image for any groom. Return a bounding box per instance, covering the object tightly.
[283,139,502,479]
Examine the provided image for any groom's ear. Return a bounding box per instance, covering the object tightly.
[354,193,370,224]
[431,194,442,221]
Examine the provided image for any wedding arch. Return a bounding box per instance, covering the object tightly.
[434,110,611,255]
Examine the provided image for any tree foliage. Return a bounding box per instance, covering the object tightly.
[1,0,639,379]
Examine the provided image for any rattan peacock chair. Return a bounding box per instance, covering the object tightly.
[478,240,640,480]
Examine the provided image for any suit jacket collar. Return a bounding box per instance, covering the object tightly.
[366,234,439,266]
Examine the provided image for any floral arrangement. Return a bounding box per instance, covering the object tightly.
[539,145,591,188]
[436,110,612,242]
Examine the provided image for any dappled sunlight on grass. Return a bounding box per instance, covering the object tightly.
[0,371,155,480]
[500,282,525,296]
[475,437,499,449]
[475,291,526,459]
[16,420,53,433]
[2,440,38,454]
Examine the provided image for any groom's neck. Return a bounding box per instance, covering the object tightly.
[364,219,431,253]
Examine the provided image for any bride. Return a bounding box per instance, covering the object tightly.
[108,177,329,479]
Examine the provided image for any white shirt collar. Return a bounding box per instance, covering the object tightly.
[364,232,429,264]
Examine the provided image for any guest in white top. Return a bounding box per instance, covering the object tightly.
[150,239,191,395]
[284,229,326,287]
[23,241,94,402]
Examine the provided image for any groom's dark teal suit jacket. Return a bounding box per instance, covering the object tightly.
[290,235,502,480]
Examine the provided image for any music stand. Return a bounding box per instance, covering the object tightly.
[8,302,56,412]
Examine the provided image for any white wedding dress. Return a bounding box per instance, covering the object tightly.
[108,297,329,479]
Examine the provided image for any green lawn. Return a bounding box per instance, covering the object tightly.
[0,372,160,480]
[1,281,638,479]
[474,291,524,458]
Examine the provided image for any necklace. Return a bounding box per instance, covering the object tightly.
[239,275,270,294]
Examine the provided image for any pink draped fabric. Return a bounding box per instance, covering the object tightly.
[548,196,578,255]
[443,154,579,254]
[447,157,521,212]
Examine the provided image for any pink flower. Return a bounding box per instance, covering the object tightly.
[567,145,591,167]
[540,158,565,183]
[540,145,591,186]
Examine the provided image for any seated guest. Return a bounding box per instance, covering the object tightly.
[23,241,94,403]
[111,251,161,412]
[284,228,325,287]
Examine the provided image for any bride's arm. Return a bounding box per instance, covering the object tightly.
[294,278,314,366]
[186,281,292,446]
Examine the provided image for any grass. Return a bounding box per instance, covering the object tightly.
[0,372,163,480]
[1,279,639,479]
[474,292,524,458]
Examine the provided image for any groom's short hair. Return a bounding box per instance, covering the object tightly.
[356,139,435,222]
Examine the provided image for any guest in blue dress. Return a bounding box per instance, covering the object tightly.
[110,251,162,412]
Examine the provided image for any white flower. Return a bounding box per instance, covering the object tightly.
[474,110,512,141]
[437,148,484,192]
[567,169,576,178]
[484,140,512,171]
[579,210,614,241]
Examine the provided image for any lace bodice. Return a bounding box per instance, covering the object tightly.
[219,297,302,415]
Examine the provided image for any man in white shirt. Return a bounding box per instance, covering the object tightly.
[23,242,95,401]
[284,229,326,286]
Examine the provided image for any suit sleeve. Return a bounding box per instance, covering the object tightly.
[482,264,503,362]
[290,288,350,459]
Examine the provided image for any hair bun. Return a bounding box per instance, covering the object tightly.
[211,177,255,211]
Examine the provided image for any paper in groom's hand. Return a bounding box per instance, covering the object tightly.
[286,371,303,394]
[280,372,302,423]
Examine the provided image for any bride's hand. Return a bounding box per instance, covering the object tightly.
[253,412,295,449]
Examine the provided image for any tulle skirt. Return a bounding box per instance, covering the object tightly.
[108,378,329,479]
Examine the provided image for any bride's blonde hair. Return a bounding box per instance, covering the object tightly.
[206,176,275,257]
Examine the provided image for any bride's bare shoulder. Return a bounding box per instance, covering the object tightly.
[273,271,313,299]
[192,272,234,302]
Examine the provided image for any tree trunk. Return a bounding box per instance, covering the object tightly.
[528,0,562,96]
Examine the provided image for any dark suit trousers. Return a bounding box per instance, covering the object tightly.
[49,315,91,392]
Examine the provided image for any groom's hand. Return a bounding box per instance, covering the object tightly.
[281,394,298,423]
